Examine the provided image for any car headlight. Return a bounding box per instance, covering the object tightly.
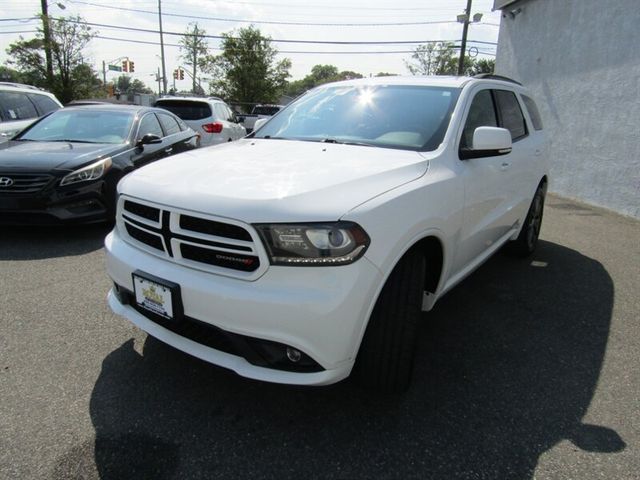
[60,157,112,186]
[254,222,370,266]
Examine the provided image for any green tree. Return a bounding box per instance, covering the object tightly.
[0,65,25,83]
[467,58,495,76]
[180,22,209,94]
[405,42,459,76]
[71,64,106,99]
[6,16,98,103]
[284,64,364,97]
[115,75,153,95]
[203,26,291,104]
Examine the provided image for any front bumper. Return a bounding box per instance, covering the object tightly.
[105,228,384,386]
[0,179,112,225]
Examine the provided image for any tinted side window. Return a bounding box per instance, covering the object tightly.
[495,90,527,140]
[0,92,38,121]
[461,90,497,150]
[521,94,543,131]
[138,113,163,138]
[28,93,60,115]
[213,104,227,120]
[157,113,181,136]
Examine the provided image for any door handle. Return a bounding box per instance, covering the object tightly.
[500,162,511,171]
[534,149,542,156]
[164,147,173,154]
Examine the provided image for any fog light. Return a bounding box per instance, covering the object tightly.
[286,347,302,363]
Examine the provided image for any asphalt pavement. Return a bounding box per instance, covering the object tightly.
[1,194,638,479]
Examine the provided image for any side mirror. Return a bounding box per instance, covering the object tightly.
[254,118,268,131]
[136,133,162,147]
[460,126,512,160]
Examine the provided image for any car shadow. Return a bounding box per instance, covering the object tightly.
[62,240,623,479]
[0,223,111,260]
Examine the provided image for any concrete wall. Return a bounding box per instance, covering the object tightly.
[495,0,640,218]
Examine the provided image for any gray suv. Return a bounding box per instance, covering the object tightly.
[0,83,63,143]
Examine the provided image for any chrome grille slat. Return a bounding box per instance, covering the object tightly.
[0,173,54,194]
[120,199,263,278]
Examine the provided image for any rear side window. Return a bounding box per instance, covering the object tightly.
[521,94,543,131]
[138,113,163,139]
[28,93,60,115]
[461,89,497,150]
[0,91,38,121]
[253,106,280,116]
[155,100,211,120]
[494,90,527,141]
[213,103,228,120]
[157,113,181,136]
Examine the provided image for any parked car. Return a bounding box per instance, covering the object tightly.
[106,75,549,391]
[154,97,245,147]
[0,82,62,144]
[0,105,199,224]
[238,104,284,133]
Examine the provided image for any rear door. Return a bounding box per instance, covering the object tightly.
[157,112,193,156]
[494,89,534,224]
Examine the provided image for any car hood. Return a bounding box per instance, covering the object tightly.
[0,141,124,172]
[120,139,430,222]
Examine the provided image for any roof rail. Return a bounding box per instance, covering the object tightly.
[473,74,522,86]
[0,82,44,91]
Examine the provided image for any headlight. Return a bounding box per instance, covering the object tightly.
[254,222,370,266]
[60,157,112,186]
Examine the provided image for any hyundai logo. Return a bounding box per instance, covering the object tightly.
[0,177,14,187]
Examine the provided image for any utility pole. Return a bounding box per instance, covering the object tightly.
[457,0,473,76]
[157,67,162,96]
[102,60,107,86]
[158,0,167,95]
[40,0,54,88]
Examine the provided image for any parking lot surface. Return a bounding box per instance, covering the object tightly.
[1,194,638,479]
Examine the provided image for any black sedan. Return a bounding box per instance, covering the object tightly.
[0,105,199,224]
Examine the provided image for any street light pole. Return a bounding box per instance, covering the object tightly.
[158,0,167,95]
[40,0,54,87]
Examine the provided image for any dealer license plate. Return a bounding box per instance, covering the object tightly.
[133,273,175,320]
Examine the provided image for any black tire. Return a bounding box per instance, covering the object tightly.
[353,249,425,393]
[508,183,546,257]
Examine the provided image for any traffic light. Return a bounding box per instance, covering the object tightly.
[129,61,135,72]
[122,60,128,72]
[173,69,178,79]
[179,69,184,80]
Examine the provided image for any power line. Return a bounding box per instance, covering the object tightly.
[48,16,498,46]
[199,0,473,12]
[67,0,470,27]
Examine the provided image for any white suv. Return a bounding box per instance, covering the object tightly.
[106,75,549,391]
[0,83,62,143]
[154,97,246,147]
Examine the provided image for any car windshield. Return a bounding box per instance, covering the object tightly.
[17,109,135,144]
[253,84,460,151]
[252,106,281,115]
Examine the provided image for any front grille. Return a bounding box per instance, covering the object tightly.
[181,243,259,272]
[0,173,54,194]
[180,214,252,241]
[120,198,262,277]
[124,200,160,222]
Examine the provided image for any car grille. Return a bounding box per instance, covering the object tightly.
[0,173,54,194]
[119,198,263,278]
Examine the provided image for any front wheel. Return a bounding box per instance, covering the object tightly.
[508,183,546,257]
[353,249,425,392]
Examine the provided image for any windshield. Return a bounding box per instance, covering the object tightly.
[253,85,460,151]
[18,109,135,144]
[252,106,281,116]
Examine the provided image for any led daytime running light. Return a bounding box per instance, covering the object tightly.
[60,157,112,186]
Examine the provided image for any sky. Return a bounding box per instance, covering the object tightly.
[0,0,501,92]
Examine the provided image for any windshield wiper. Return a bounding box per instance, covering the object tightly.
[50,139,100,144]
[321,138,375,147]
[260,135,289,140]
